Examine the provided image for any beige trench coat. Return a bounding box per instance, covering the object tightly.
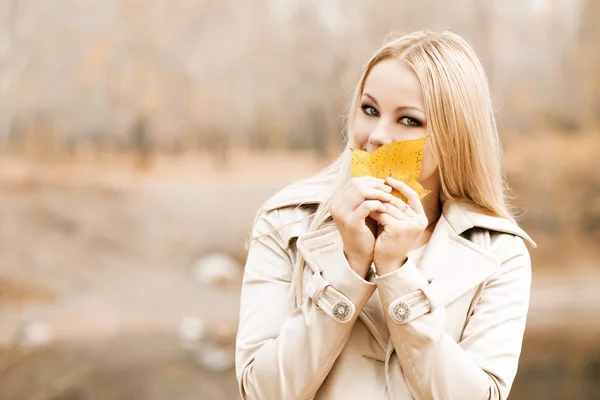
[235,178,536,400]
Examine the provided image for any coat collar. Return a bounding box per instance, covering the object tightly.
[442,199,536,248]
[263,176,536,248]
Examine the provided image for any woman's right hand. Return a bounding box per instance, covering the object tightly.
[330,177,393,279]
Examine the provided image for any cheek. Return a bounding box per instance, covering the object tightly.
[349,115,372,149]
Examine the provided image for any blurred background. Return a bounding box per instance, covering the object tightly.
[0,0,598,399]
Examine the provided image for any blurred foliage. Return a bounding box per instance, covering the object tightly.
[0,0,597,156]
[0,0,597,252]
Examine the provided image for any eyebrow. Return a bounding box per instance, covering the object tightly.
[363,93,425,114]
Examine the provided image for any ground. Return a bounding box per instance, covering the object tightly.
[0,150,599,399]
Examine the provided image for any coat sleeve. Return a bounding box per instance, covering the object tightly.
[375,234,532,400]
[235,210,376,400]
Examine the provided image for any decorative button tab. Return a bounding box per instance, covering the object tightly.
[392,301,411,322]
[332,300,351,322]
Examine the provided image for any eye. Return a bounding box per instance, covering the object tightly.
[361,105,379,117]
[399,117,421,127]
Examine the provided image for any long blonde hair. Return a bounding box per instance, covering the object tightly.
[251,30,517,309]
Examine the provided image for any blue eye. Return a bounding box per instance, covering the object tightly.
[361,105,379,116]
[400,117,421,127]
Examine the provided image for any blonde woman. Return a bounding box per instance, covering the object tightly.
[235,30,536,400]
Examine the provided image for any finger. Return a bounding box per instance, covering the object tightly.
[386,195,416,216]
[385,177,425,216]
[369,210,396,226]
[346,186,394,212]
[374,183,393,193]
[334,182,390,216]
[355,188,394,204]
[368,209,386,220]
[353,177,393,193]
[382,203,410,220]
[354,176,386,185]
[352,200,386,220]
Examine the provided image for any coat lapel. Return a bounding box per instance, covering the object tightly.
[416,214,501,307]
[356,207,505,352]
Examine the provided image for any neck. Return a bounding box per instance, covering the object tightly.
[420,173,442,231]
[410,187,441,251]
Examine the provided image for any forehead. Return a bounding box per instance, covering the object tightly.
[363,59,423,107]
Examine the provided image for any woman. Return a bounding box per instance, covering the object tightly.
[235,30,536,400]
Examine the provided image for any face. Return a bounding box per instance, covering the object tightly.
[350,59,439,190]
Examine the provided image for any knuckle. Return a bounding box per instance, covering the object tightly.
[380,190,392,199]
[347,180,359,192]
[351,177,364,186]
[330,208,339,219]
[357,185,369,196]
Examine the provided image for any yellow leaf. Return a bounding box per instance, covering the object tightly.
[350,136,431,203]
[350,148,374,177]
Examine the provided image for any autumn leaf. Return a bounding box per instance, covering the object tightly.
[350,136,431,203]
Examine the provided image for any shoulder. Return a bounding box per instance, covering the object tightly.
[250,171,334,249]
[443,200,533,292]
[443,198,536,249]
[255,169,334,230]
[442,198,536,270]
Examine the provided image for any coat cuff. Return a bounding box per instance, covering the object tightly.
[296,226,376,323]
[320,254,377,308]
[375,258,441,324]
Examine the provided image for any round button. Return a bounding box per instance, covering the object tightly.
[332,300,351,321]
[392,301,411,322]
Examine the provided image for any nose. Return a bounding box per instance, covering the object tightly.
[367,123,393,151]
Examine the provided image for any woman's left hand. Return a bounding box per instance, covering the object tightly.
[371,177,429,275]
